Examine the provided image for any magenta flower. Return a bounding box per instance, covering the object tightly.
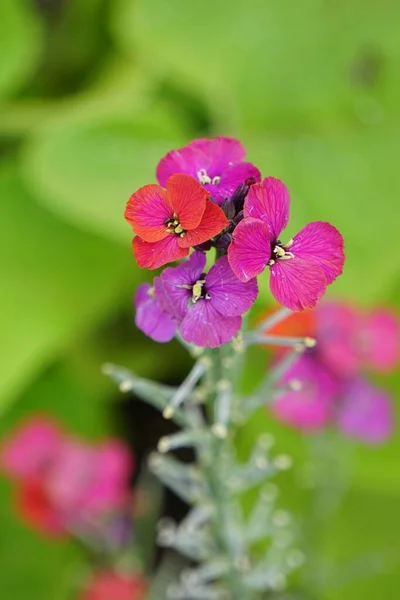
[228,178,345,310]
[336,378,393,444]
[271,354,338,431]
[135,282,177,343]
[0,416,133,536]
[157,251,258,348]
[156,137,261,204]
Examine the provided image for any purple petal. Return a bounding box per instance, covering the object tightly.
[180,300,242,348]
[204,162,261,203]
[228,217,272,282]
[316,301,362,378]
[244,178,290,239]
[159,252,206,321]
[135,283,177,343]
[156,137,260,203]
[272,354,338,431]
[291,221,345,285]
[269,258,327,311]
[336,378,394,444]
[206,256,258,317]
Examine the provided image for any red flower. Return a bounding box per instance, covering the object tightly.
[124,174,228,269]
[80,571,148,600]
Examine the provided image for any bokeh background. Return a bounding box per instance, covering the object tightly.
[1,0,399,598]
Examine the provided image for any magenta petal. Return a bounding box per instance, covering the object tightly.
[206,256,258,317]
[159,251,206,321]
[269,258,327,311]
[363,309,400,373]
[272,354,337,431]
[180,301,242,348]
[244,178,290,239]
[228,218,272,282]
[291,221,345,285]
[1,417,62,479]
[316,301,362,378]
[336,378,394,444]
[135,283,177,343]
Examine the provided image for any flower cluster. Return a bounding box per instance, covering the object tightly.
[125,137,345,347]
[266,302,399,443]
[0,416,133,538]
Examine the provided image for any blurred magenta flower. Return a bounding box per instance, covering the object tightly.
[264,301,398,443]
[154,251,258,347]
[228,178,345,310]
[1,416,133,536]
[134,282,178,343]
[156,136,261,203]
[80,571,148,600]
[125,173,228,269]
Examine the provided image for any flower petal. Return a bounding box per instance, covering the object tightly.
[271,354,337,431]
[316,301,362,378]
[206,256,258,317]
[244,178,290,239]
[132,235,188,270]
[204,162,261,203]
[158,252,206,321]
[124,184,170,242]
[269,258,327,311]
[337,378,394,444]
[228,217,272,282]
[1,417,62,479]
[180,300,242,348]
[363,308,400,373]
[291,221,345,284]
[179,200,228,248]
[135,283,177,343]
[165,174,208,230]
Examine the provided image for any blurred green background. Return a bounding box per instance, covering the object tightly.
[0,0,399,598]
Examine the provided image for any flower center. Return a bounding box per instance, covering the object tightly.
[268,239,294,266]
[197,168,221,186]
[191,276,211,303]
[165,212,186,237]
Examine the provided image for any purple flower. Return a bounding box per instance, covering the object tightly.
[336,378,394,444]
[156,137,261,204]
[228,178,345,311]
[134,282,177,343]
[157,251,258,348]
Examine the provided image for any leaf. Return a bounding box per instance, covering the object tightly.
[22,106,185,243]
[0,0,44,98]
[0,163,134,415]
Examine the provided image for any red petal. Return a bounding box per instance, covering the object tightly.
[244,178,290,240]
[133,235,188,270]
[124,184,170,242]
[179,200,228,248]
[269,259,327,311]
[166,174,208,230]
[227,217,271,281]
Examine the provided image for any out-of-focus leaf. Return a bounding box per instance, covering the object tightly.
[114,0,399,128]
[247,124,400,304]
[0,0,43,98]
[22,106,185,242]
[0,163,134,415]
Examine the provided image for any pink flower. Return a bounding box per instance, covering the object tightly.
[228,178,345,310]
[156,137,261,203]
[0,417,133,537]
[80,571,148,600]
[156,251,258,348]
[125,174,228,269]
[135,282,178,343]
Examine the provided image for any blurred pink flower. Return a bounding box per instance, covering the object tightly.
[0,416,133,537]
[80,571,148,600]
